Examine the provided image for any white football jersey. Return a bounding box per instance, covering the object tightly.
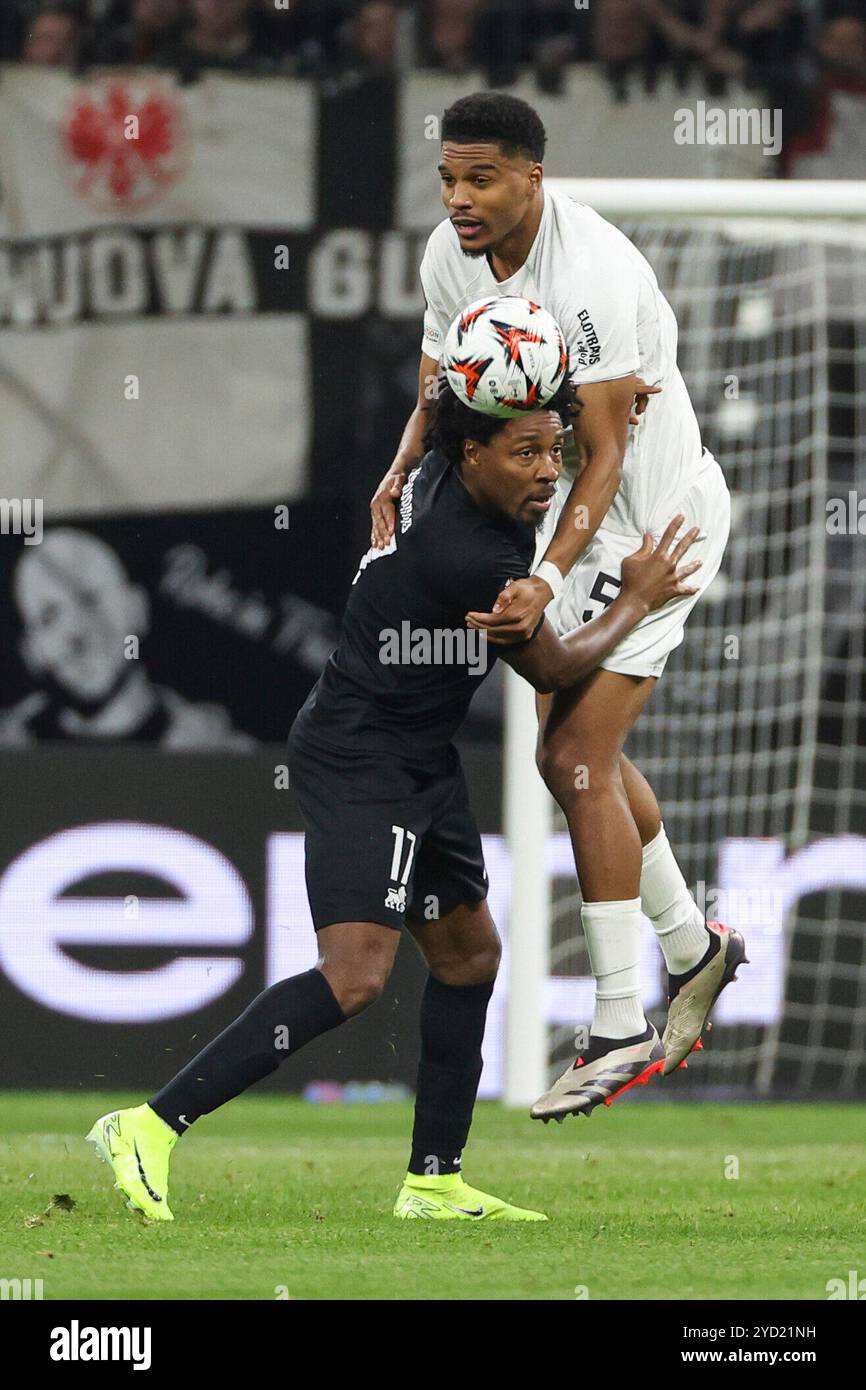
[420,186,704,536]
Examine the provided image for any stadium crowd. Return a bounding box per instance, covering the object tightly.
[2,0,864,174]
[1,1,862,89]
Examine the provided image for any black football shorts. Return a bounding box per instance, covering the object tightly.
[287,730,488,931]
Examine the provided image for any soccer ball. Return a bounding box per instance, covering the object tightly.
[442,294,568,417]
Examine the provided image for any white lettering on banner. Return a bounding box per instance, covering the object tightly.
[201,229,255,313]
[308,230,427,319]
[89,232,148,316]
[152,228,208,314]
[0,824,252,1022]
[309,229,372,319]
[1,228,429,328]
[266,834,319,985]
[713,836,866,1024]
[0,230,256,327]
[379,232,427,317]
[36,241,84,325]
[2,826,862,1089]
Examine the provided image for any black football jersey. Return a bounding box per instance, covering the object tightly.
[293,449,537,759]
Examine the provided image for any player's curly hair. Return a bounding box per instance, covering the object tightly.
[441,93,547,163]
[423,375,579,467]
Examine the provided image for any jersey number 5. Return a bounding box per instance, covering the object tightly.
[582,570,622,624]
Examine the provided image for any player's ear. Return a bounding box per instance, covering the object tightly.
[463,439,480,468]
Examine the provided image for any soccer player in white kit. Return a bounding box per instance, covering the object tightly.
[370,92,747,1121]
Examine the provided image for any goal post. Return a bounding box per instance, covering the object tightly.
[540,178,866,219]
[503,669,551,1108]
[502,177,866,1105]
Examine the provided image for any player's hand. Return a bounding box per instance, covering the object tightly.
[620,515,702,613]
[629,379,662,425]
[369,467,407,548]
[465,574,552,645]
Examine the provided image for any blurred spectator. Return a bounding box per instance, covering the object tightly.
[348,0,400,73]
[638,0,730,88]
[22,3,83,68]
[531,0,591,95]
[785,11,866,177]
[155,0,276,74]
[814,8,866,79]
[328,0,404,82]
[418,0,481,75]
[593,0,662,101]
[472,0,585,89]
[259,0,347,77]
[472,0,532,87]
[701,0,807,93]
[638,0,808,96]
[84,0,188,66]
[2,0,842,146]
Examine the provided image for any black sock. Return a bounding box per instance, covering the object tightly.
[582,1021,653,1064]
[149,969,345,1135]
[408,975,494,1177]
[668,926,720,996]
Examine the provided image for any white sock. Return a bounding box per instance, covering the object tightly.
[581,897,646,1039]
[641,824,708,975]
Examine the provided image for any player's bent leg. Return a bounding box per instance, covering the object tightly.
[619,752,662,848]
[392,901,546,1221]
[532,671,665,1121]
[538,478,738,1086]
[538,669,656,901]
[619,755,749,1072]
[317,920,402,1016]
[87,922,398,1221]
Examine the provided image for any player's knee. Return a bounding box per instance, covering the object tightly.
[465,936,502,985]
[429,936,501,987]
[326,968,389,1017]
[538,741,618,808]
[537,739,586,801]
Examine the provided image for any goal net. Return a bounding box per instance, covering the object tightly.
[503,181,866,1103]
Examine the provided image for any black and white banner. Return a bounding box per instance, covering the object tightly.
[0,65,429,518]
[0,501,355,748]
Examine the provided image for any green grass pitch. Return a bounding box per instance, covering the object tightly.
[1,1092,862,1301]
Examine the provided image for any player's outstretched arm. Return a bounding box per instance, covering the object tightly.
[466,374,652,644]
[498,519,700,694]
[370,352,440,549]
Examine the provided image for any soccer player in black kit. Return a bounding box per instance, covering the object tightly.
[86,378,700,1223]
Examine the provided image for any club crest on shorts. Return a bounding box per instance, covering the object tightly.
[385,885,407,913]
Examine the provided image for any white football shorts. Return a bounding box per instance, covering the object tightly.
[543,450,731,680]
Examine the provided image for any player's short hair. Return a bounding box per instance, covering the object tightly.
[441,92,547,163]
[424,376,579,466]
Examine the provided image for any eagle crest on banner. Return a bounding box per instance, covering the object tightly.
[62,76,191,212]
